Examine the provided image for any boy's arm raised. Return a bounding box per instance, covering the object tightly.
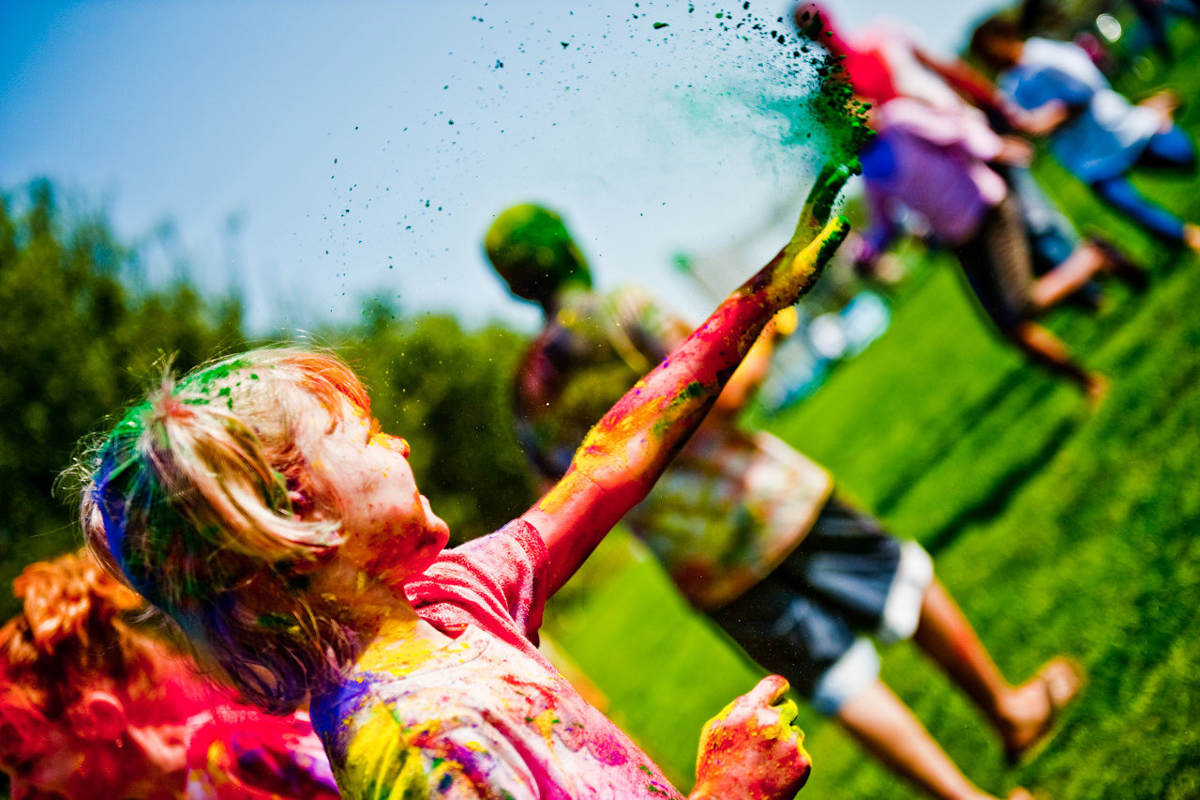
[521,165,852,596]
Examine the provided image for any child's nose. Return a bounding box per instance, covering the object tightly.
[371,432,410,457]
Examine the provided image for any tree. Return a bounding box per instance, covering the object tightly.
[0,181,245,618]
[0,181,536,621]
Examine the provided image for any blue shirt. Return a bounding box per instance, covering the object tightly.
[1000,37,1160,182]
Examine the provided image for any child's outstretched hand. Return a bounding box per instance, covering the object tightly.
[527,163,853,598]
[691,675,811,800]
[758,162,853,315]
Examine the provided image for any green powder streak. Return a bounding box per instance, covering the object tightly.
[658,2,868,185]
[795,14,873,165]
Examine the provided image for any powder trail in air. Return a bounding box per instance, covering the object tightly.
[648,1,870,178]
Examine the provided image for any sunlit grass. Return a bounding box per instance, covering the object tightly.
[548,25,1200,798]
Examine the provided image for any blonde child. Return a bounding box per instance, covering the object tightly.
[77,169,851,799]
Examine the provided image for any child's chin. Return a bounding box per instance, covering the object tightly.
[411,530,450,572]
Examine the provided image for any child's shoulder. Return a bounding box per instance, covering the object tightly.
[406,520,550,648]
[418,520,548,589]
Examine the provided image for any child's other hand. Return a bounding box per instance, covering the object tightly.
[691,675,811,800]
[995,135,1034,167]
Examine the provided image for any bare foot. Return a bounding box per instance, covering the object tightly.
[1184,223,1200,254]
[1084,373,1109,409]
[1000,658,1084,763]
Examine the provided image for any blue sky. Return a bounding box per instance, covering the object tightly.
[0,0,1005,333]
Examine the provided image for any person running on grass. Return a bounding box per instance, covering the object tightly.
[794,1,1145,310]
[854,96,1146,400]
[971,19,1200,254]
[485,200,1082,800]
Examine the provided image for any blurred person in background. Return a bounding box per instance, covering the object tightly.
[0,550,340,800]
[854,94,1148,400]
[971,18,1200,253]
[486,202,1083,800]
[795,2,1141,309]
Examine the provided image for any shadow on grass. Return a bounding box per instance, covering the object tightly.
[871,364,1041,519]
[923,414,1078,557]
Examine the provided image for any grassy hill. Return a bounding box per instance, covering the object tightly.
[546,24,1200,800]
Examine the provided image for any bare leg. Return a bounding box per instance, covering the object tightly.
[1027,243,1107,313]
[1186,223,1200,254]
[912,580,1015,721]
[912,579,1082,756]
[836,681,998,800]
[1004,321,1107,402]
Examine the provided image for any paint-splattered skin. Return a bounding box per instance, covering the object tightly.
[693,675,811,800]
[523,164,852,598]
[505,169,849,796]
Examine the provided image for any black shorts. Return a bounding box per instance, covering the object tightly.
[953,193,1036,333]
[710,496,933,714]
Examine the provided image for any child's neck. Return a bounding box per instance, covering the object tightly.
[542,281,592,316]
[355,613,459,677]
[310,561,456,674]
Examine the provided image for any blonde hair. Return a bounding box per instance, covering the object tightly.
[77,347,371,712]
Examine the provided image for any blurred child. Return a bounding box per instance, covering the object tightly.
[855,96,1141,399]
[971,19,1200,253]
[795,2,1142,305]
[0,550,339,800]
[76,172,855,799]
[486,202,1081,800]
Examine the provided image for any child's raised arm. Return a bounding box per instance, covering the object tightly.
[521,164,853,596]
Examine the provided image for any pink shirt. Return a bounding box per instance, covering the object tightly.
[861,97,1008,251]
[311,521,682,799]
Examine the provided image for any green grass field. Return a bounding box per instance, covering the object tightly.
[546,27,1200,800]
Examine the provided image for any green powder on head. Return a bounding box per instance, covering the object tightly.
[485,204,592,303]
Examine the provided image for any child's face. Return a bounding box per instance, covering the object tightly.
[312,407,451,586]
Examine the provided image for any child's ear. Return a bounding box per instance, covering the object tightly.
[285,471,325,521]
[74,690,128,742]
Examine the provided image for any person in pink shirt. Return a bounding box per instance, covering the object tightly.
[0,551,339,800]
[855,96,1142,400]
[796,2,1144,314]
[75,169,854,799]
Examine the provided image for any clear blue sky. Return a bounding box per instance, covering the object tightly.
[0,0,1005,333]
